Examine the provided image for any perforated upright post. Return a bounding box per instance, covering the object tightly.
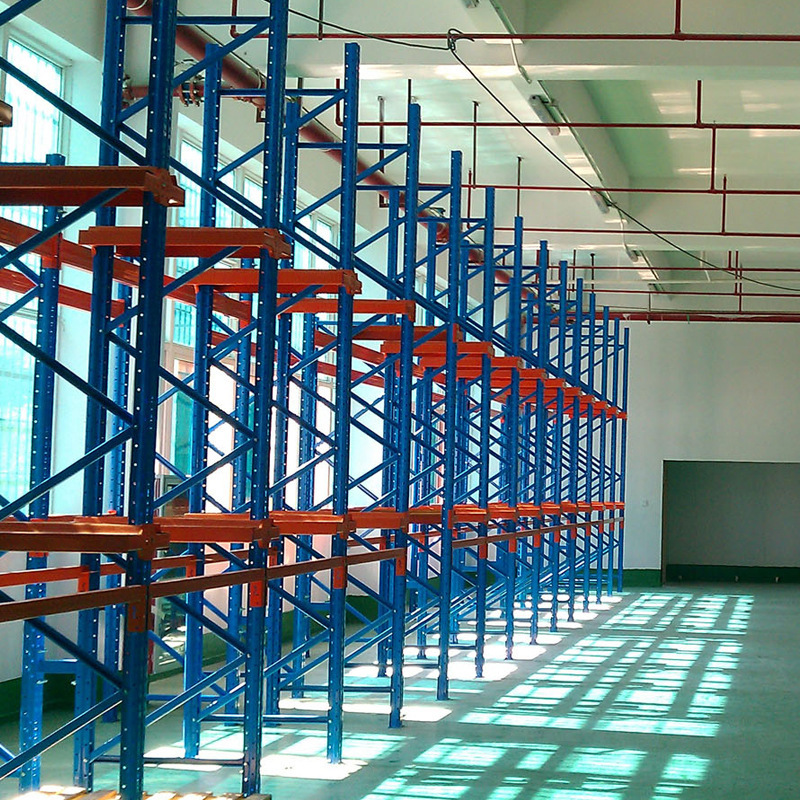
[119,3,178,799]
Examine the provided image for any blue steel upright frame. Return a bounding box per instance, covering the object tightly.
[0,2,630,795]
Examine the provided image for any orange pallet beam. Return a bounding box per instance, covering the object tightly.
[408,505,444,525]
[188,267,362,295]
[540,502,562,516]
[517,503,542,517]
[0,520,167,557]
[315,331,427,379]
[0,166,184,207]
[278,269,362,295]
[0,218,128,275]
[270,510,355,536]
[79,226,292,260]
[106,259,252,323]
[0,217,251,322]
[0,268,125,316]
[488,503,519,521]
[0,585,145,624]
[282,298,415,320]
[452,504,490,524]
[519,368,548,381]
[155,514,277,544]
[349,507,410,530]
[346,548,405,567]
[453,355,524,380]
[352,323,453,342]
[383,339,493,358]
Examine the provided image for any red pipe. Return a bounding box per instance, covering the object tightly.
[356,120,800,132]
[499,226,800,240]
[237,0,800,47]
[286,31,800,44]
[608,311,800,323]
[587,289,800,298]
[559,265,800,273]
[454,183,800,198]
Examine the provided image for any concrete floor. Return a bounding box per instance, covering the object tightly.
[2,585,798,800]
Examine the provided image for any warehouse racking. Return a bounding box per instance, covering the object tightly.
[0,1,627,798]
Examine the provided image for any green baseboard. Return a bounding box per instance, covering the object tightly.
[622,569,662,588]
[666,564,800,583]
[0,673,76,723]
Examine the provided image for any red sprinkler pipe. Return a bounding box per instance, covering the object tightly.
[498,226,800,240]
[229,0,800,44]
[356,120,800,132]
[607,311,800,323]
[460,183,800,198]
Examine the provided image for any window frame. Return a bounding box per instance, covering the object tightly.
[0,35,67,505]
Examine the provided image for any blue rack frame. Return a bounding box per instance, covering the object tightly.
[0,2,629,796]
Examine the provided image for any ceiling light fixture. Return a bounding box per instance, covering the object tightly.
[591,190,611,216]
[528,95,561,136]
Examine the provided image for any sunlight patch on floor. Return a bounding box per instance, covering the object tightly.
[260,754,364,780]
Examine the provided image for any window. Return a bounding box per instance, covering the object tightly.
[1,40,62,278]
[217,169,236,228]
[243,176,261,226]
[172,140,203,346]
[0,40,63,504]
[171,360,193,476]
[1,39,62,164]
[172,142,242,346]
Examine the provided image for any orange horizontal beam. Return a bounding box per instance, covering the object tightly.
[519,368,547,380]
[383,339,493,356]
[282,299,415,320]
[0,565,87,588]
[540,502,562,515]
[0,166,184,207]
[0,218,246,321]
[352,322,447,341]
[315,330,426,379]
[487,503,519,520]
[155,514,277,543]
[408,505,443,525]
[0,269,125,316]
[80,226,292,260]
[349,508,410,530]
[452,505,490,524]
[0,585,145,624]
[0,519,167,556]
[189,267,362,295]
[270,510,355,535]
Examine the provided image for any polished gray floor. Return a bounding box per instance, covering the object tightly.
[2,585,797,800]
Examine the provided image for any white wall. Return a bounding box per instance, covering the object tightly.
[624,321,800,569]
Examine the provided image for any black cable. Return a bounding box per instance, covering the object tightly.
[447,29,800,295]
[289,8,451,52]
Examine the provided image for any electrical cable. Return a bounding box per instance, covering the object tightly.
[445,28,800,294]
[288,7,451,52]
[281,10,798,294]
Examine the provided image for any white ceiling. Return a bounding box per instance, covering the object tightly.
[185,0,800,314]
